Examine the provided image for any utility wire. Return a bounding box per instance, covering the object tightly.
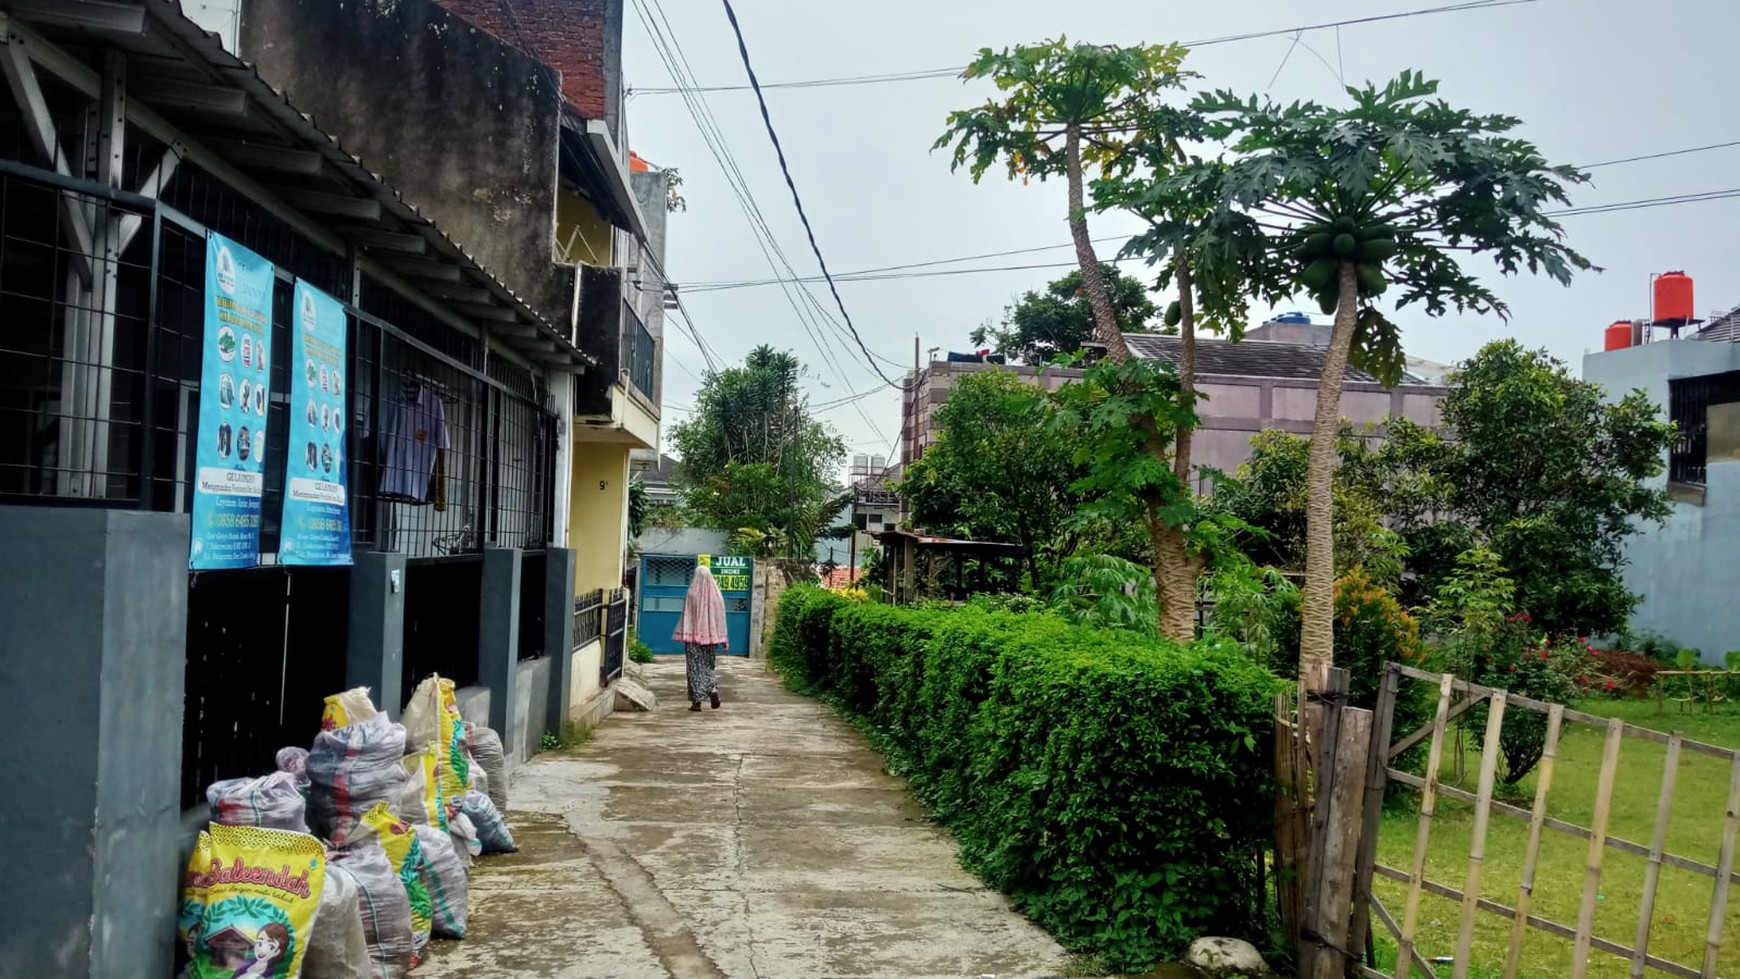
[718,0,901,389]
[1579,139,1740,170]
[634,0,898,429]
[635,0,1544,95]
[1548,187,1740,217]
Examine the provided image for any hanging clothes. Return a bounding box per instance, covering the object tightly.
[380,380,451,505]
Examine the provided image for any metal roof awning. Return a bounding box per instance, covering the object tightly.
[2,0,594,372]
[560,114,649,243]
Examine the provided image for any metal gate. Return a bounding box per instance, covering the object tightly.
[636,553,752,656]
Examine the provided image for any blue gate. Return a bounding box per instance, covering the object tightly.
[637,553,752,656]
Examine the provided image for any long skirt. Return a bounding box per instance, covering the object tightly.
[685,642,720,705]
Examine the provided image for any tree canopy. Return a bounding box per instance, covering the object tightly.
[668,346,846,558]
[969,265,1160,364]
[901,370,1083,583]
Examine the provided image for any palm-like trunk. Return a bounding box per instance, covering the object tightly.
[1064,124,1132,362]
[1063,123,1196,641]
[1299,263,1359,693]
[1154,261,1200,641]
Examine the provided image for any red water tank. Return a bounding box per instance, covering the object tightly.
[1655,271,1695,324]
[1605,320,1633,351]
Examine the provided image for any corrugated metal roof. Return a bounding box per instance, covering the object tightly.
[1123,333,1438,386]
[14,0,593,371]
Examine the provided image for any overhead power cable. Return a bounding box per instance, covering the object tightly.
[1547,187,1740,217]
[718,0,902,389]
[634,0,1544,95]
[1578,140,1740,171]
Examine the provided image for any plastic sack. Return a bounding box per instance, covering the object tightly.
[449,810,481,867]
[323,687,379,731]
[396,745,447,831]
[327,843,413,979]
[460,790,516,854]
[207,770,309,834]
[276,747,312,790]
[359,802,432,959]
[463,722,509,813]
[308,715,408,846]
[304,862,368,979]
[179,823,326,979]
[414,823,469,939]
[403,675,470,802]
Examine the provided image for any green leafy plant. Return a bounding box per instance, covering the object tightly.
[769,584,1279,970]
[1193,73,1593,696]
[629,637,655,665]
[1047,553,1158,631]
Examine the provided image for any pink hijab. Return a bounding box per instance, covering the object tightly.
[673,566,729,646]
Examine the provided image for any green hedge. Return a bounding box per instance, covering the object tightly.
[770,586,1280,969]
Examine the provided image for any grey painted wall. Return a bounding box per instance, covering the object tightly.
[239,0,576,325]
[0,508,189,978]
[1584,339,1740,659]
[512,656,553,765]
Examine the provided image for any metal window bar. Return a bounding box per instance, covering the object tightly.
[1668,371,1740,486]
[602,587,628,685]
[623,299,655,401]
[573,587,604,649]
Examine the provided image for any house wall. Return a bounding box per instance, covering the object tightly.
[904,359,1447,489]
[1584,339,1740,659]
[432,0,623,135]
[238,0,577,326]
[571,443,631,593]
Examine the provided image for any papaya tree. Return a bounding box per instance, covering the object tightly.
[1197,72,1592,694]
[935,39,1212,639]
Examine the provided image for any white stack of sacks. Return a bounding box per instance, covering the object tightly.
[178,678,517,979]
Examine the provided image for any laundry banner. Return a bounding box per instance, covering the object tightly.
[279,279,353,566]
[190,232,275,570]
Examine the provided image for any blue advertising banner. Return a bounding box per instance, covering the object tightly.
[190,232,275,570]
[280,280,353,566]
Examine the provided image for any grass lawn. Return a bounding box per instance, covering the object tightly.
[1372,694,1740,978]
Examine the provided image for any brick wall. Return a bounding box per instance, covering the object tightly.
[434,0,620,127]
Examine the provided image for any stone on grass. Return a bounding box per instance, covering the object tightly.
[1184,937,1274,978]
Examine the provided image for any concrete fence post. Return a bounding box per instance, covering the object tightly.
[478,546,522,742]
[0,507,189,978]
[544,547,578,733]
[346,550,406,719]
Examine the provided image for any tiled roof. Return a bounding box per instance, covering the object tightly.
[1123,334,1434,386]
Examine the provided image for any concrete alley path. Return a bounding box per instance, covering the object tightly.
[418,657,1070,979]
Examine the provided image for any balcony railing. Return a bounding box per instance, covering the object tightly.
[623,300,656,403]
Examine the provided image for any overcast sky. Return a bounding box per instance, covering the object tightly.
[621,0,1739,470]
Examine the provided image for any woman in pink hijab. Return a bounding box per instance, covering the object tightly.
[673,565,729,711]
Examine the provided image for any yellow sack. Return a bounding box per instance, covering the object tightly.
[403,675,470,803]
[320,687,378,731]
[398,743,448,831]
[180,823,327,979]
[360,801,432,956]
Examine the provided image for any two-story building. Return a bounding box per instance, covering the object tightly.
[0,1,665,973]
[1584,304,1740,659]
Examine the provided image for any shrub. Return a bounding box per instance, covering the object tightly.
[769,585,1280,969]
[1590,647,1660,695]
[1441,615,1584,783]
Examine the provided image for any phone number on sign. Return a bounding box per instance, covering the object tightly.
[208,512,260,529]
[716,574,749,592]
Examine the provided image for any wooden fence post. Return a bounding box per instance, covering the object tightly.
[1349,664,1402,970]
[1304,705,1374,979]
[1275,692,1308,951]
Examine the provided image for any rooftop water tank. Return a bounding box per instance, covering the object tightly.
[1604,320,1633,351]
[1655,272,1695,324]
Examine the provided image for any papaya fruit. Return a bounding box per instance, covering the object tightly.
[1299,231,1334,258]
[1317,291,1338,315]
[1300,257,1338,292]
[1354,223,1395,242]
[1355,237,1398,263]
[1165,300,1182,328]
[1357,265,1388,296]
[1332,233,1358,258]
